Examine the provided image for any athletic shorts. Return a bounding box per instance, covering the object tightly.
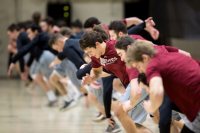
[54,59,82,90]
[88,79,103,105]
[120,83,149,124]
[30,50,55,78]
[181,111,200,132]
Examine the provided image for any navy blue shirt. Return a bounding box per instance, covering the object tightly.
[16,32,30,72]
[17,32,30,49]
[57,39,85,69]
[76,63,92,79]
[12,32,57,63]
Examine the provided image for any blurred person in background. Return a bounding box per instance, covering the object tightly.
[71,19,84,39]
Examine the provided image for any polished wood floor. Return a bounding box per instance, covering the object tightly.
[0,79,159,133]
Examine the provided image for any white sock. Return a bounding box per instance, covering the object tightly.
[46,90,57,102]
[62,94,72,102]
[69,81,81,99]
[67,80,81,100]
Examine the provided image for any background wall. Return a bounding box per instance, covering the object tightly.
[0,0,199,77]
[71,0,123,24]
[0,0,19,77]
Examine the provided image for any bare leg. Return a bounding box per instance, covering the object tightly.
[88,92,105,115]
[33,73,57,102]
[49,71,67,96]
[112,101,152,133]
[34,74,50,92]
[171,120,184,133]
[112,101,138,133]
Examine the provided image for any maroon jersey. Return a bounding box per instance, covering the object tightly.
[146,52,200,121]
[91,40,130,87]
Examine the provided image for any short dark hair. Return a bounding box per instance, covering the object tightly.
[84,17,101,28]
[109,21,127,34]
[49,33,64,47]
[18,21,31,31]
[27,24,42,33]
[60,27,72,37]
[79,31,103,50]
[71,19,83,28]
[7,23,20,32]
[32,11,41,25]
[23,20,33,30]
[115,36,135,51]
[93,25,109,41]
[42,17,54,26]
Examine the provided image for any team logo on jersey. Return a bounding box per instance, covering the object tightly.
[100,57,118,66]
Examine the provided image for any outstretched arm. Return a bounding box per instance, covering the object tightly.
[143,76,164,114]
[125,17,143,27]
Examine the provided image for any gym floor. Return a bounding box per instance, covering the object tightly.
[0,79,159,133]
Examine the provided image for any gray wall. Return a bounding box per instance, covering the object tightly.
[72,0,123,24]
[172,39,200,60]
[0,0,19,77]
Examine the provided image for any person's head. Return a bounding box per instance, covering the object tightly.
[17,22,27,32]
[84,17,101,32]
[7,23,20,40]
[93,25,109,41]
[32,11,41,25]
[60,27,72,38]
[52,25,60,33]
[26,24,41,40]
[115,36,135,61]
[49,33,65,52]
[40,17,54,32]
[108,21,127,40]
[17,21,33,32]
[71,19,83,33]
[126,40,155,73]
[79,31,105,58]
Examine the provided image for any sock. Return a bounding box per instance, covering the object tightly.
[62,95,72,102]
[47,90,57,102]
[67,80,81,100]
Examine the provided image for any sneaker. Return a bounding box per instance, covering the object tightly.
[47,100,58,107]
[54,89,61,96]
[105,122,121,133]
[93,113,106,122]
[60,99,77,111]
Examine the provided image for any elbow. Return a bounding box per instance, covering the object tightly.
[187,53,191,57]
[153,90,164,106]
[76,70,82,80]
[178,50,191,57]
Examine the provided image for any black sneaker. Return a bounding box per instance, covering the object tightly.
[105,122,121,133]
[54,89,61,96]
[47,100,58,107]
[60,99,77,111]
